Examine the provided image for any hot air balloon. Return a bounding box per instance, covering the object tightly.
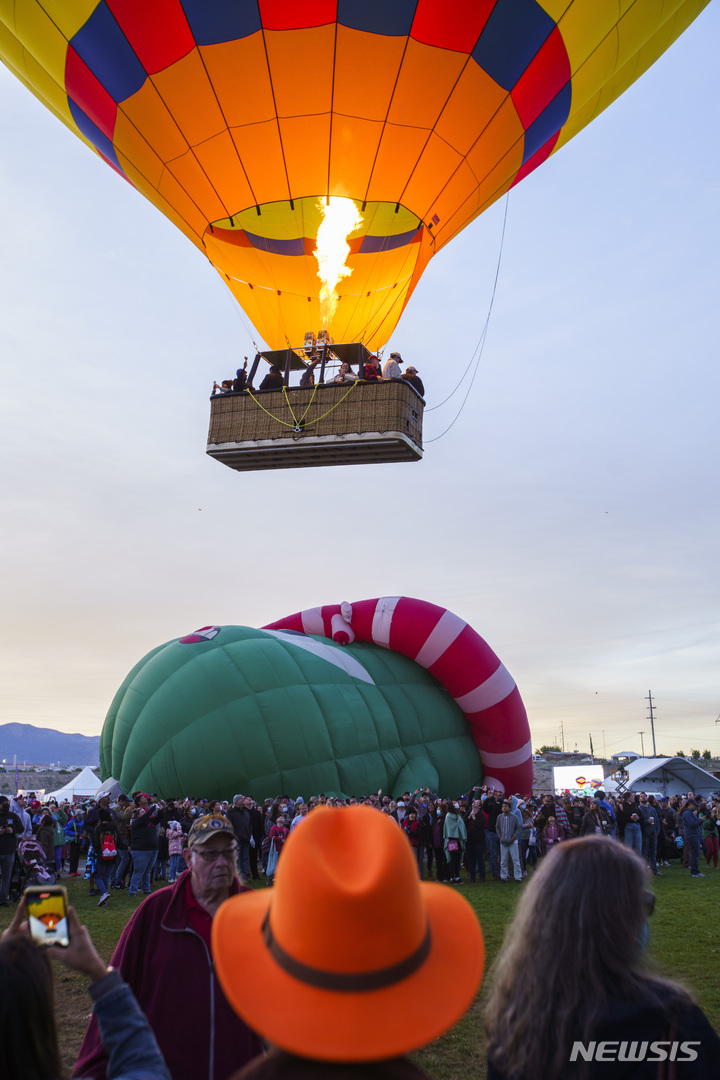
[100,597,532,800]
[1,1,708,468]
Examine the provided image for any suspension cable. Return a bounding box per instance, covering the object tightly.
[425,195,509,442]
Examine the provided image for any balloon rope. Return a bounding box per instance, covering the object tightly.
[306,378,359,423]
[282,384,319,428]
[425,194,509,441]
[244,389,298,428]
[243,380,358,430]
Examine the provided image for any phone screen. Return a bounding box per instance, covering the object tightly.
[25,886,70,947]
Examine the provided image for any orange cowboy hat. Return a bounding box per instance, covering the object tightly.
[212,804,484,1062]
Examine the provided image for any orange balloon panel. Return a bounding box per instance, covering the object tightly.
[0,0,710,350]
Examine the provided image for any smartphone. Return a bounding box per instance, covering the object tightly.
[25,885,70,947]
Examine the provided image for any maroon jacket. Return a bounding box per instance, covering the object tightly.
[73,871,263,1080]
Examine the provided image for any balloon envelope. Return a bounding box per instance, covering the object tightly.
[100,626,482,800]
[1,1,707,348]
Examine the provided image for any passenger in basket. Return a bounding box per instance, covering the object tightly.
[402,365,425,396]
[363,355,385,381]
[333,362,359,384]
[382,351,403,379]
[299,356,321,387]
[259,364,284,390]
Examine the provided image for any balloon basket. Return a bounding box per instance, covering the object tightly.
[206,380,424,471]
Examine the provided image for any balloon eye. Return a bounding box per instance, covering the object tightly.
[179,626,221,644]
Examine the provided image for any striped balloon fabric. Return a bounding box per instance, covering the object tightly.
[264,595,533,794]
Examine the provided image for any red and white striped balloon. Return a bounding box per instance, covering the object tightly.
[264,596,533,795]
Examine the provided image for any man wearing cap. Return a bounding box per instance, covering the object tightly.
[74,813,263,1080]
[402,365,425,396]
[382,351,403,380]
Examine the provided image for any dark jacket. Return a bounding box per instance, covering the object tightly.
[488,997,720,1080]
[0,808,22,855]
[74,871,262,1080]
[130,806,161,851]
[259,369,283,390]
[227,805,253,844]
[401,373,425,397]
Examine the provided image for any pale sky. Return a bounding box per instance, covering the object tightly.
[1,7,718,766]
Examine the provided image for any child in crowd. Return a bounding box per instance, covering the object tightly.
[166,820,185,882]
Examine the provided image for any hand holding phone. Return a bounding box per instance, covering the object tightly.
[25,886,70,947]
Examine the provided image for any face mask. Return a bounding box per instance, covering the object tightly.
[638,918,650,954]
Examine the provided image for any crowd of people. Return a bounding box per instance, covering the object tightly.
[212,349,425,398]
[1,785,718,909]
[0,780,718,1080]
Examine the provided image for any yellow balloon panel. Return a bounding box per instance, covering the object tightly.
[0,0,710,350]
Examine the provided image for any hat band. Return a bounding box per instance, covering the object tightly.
[262,910,431,993]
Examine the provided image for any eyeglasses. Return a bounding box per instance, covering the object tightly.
[641,890,656,917]
[193,845,238,864]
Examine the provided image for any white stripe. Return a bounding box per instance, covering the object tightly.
[453,664,516,713]
[300,608,325,636]
[263,630,374,684]
[482,776,505,794]
[480,740,534,770]
[414,609,467,668]
[371,596,400,648]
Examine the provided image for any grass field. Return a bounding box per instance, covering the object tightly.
[1,861,717,1079]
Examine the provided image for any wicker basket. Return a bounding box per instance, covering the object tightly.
[207,380,424,471]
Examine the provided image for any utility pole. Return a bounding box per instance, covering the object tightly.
[560,720,565,752]
[646,691,657,756]
[638,731,645,757]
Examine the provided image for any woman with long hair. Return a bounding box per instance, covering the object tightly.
[0,902,168,1080]
[485,836,720,1079]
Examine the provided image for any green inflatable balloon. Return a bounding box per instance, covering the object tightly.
[100,625,482,800]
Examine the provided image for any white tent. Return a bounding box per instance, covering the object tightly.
[606,756,719,799]
[44,766,102,802]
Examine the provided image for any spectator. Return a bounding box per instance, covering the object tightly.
[616,793,642,856]
[227,794,253,879]
[74,813,263,1080]
[701,806,719,870]
[2,902,170,1080]
[682,800,705,878]
[465,800,487,883]
[92,812,119,907]
[486,836,720,1080]
[497,800,522,882]
[9,794,32,837]
[127,793,161,897]
[443,803,467,883]
[211,804,485,1080]
[166,820,185,883]
[579,800,611,837]
[0,796,22,907]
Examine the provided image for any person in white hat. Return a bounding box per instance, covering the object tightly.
[382,352,403,380]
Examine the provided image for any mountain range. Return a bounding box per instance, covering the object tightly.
[0,723,100,766]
